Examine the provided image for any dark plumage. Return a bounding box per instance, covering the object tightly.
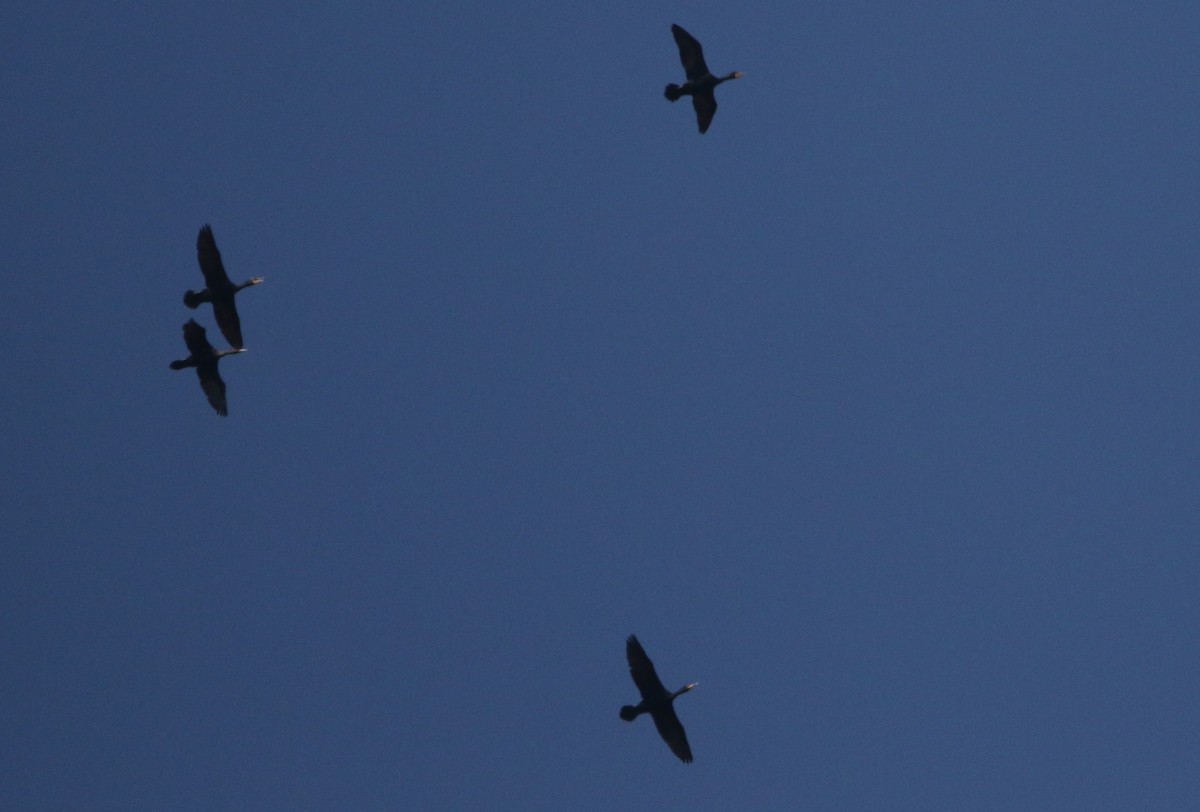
[664,24,743,134]
[619,635,698,763]
[169,319,245,416]
[183,224,263,349]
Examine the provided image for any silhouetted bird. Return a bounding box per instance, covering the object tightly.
[619,635,698,763]
[184,224,263,349]
[664,24,743,134]
[170,319,245,416]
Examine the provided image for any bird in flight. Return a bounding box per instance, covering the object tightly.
[664,24,743,134]
[184,224,263,349]
[169,319,245,416]
[619,635,698,763]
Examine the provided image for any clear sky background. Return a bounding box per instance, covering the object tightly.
[2,2,1198,809]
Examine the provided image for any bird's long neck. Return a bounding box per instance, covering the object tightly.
[671,683,697,700]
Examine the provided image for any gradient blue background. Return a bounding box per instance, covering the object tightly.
[3,2,1198,809]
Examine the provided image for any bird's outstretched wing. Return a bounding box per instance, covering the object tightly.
[181,319,214,357]
[691,91,717,134]
[197,225,233,288]
[671,24,710,81]
[651,706,694,763]
[197,368,229,416]
[212,298,245,349]
[626,635,668,699]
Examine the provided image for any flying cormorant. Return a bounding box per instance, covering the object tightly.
[619,635,698,763]
[664,24,743,134]
[184,224,263,349]
[169,319,245,416]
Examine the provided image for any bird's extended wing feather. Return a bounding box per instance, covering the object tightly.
[212,298,245,349]
[691,91,717,134]
[651,706,694,763]
[197,368,228,416]
[626,635,668,699]
[181,319,215,357]
[671,24,710,81]
[196,225,233,288]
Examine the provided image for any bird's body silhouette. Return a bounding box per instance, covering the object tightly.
[169,319,245,416]
[620,635,697,763]
[664,24,743,134]
[184,225,262,349]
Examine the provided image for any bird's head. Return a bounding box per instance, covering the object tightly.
[677,682,699,696]
[729,71,744,80]
[183,290,203,309]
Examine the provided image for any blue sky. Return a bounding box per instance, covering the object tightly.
[2,2,1199,809]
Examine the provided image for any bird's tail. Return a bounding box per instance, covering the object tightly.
[619,705,640,721]
[664,83,683,102]
[183,290,202,309]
